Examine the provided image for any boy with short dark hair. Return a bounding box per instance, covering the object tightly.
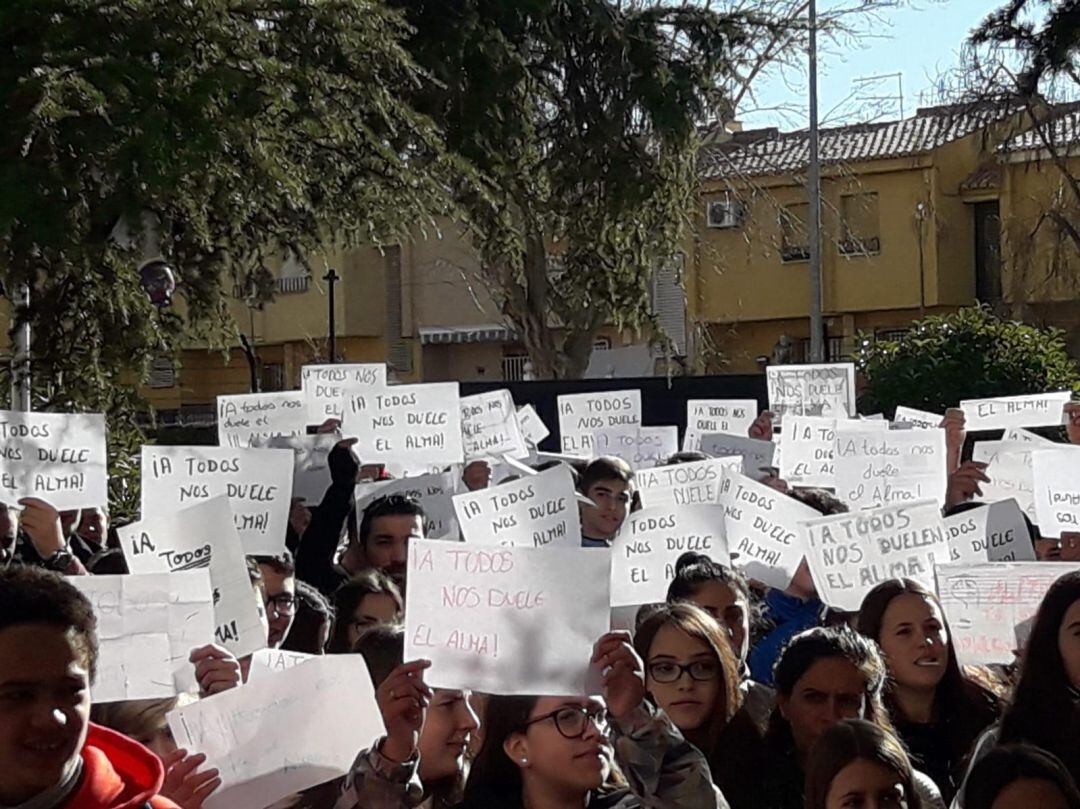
[578,456,634,548]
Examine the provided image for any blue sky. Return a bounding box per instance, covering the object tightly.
[740,0,1005,130]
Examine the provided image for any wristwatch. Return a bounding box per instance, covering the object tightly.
[42,548,75,572]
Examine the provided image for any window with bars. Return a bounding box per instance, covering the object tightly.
[780,203,810,262]
[839,193,881,256]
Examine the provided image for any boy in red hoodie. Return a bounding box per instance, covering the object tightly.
[0,565,180,809]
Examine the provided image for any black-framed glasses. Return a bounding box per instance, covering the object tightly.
[647,659,721,684]
[524,705,608,739]
[265,593,297,616]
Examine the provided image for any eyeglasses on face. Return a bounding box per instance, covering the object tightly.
[647,659,721,684]
[265,593,297,616]
[523,705,608,739]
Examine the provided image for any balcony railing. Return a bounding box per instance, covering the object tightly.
[276,275,311,294]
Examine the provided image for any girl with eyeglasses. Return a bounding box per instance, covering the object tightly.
[633,603,767,809]
[457,631,723,809]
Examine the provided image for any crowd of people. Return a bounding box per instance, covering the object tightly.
[3,401,1080,809]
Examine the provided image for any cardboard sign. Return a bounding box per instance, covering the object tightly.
[972,441,1039,521]
[73,570,214,703]
[216,392,307,449]
[517,404,550,446]
[119,497,267,658]
[609,505,728,607]
[802,500,949,611]
[557,390,642,454]
[635,457,742,509]
[943,500,1035,564]
[960,391,1071,431]
[766,363,856,419]
[453,465,579,548]
[253,433,337,505]
[301,363,387,425]
[169,656,383,809]
[342,382,464,467]
[683,400,758,452]
[0,411,107,510]
[244,649,314,682]
[719,470,818,589]
[893,406,943,430]
[699,432,776,480]
[1033,447,1080,536]
[592,425,678,469]
[404,539,611,695]
[140,446,294,556]
[834,426,947,509]
[355,471,459,540]
[936,562,1080,666]
[460,390,528,461]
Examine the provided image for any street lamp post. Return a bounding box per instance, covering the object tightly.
[324,268,340,363]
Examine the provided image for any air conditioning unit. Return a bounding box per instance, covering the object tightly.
[706,196,743,229]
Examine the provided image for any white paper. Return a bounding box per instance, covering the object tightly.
[720,470,818,589]
[301,363,387,425]
[683,400,758,452]
[216,392,307,449]
[766,363,856,419]
[635,457,742,509]
[936,562,1080,666]
[253,433,338,506]
[972,441,1039,521]
[557,390,642,454]
[355,471,460,540]
[404,539,610,695]
[453,465,579,548]
[1003,427,1055,445]
[802,500,949,611]
[1033,447,1080,536]
[943,500,1035,564]
[140,446,294,556]
[834,426,947,509]
[342,382,464,467]
[0,411,108,511]
[960,391,1071,431]
[245,648,314,682]
[592,425,678,470]
[120,497,267,658]
[517,404,550,446]
[699,432,776,480]
[460,390,528,461]
[610,505,728,607]
[169,655,383,809]
[893,406,943,430]
[73,571,214,702]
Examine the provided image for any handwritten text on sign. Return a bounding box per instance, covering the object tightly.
[517,404,550,446]
[301,363,386,424]
[453,465,579,548]
[140,446,294,556]
[592,425,678,470]
[557,390,642,454]
[1033,447,1080,537]
[943,499,1034,564]
[217,392,307,449]
[803,500,949,611]
[344,382,463,466]
[893,406,943,430]
[719,470,817,590]
[405,539,610,695]
[0,411,107,511]
[253,433,337,505]
[635,457,741,509]
[936,562,1080,666]
[972,441,1040,520]
[460,390,528,461]
[767,363,856,419]
[356,471,460,540]
[834,426,947,509]
[683,400,758,452]
[699,433,776,480]
[960,391,1070,431]
[610,505,729,607]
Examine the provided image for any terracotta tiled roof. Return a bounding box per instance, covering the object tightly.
[1002,108,1080,152]
[700,103,1018,180]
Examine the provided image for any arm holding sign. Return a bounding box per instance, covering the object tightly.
[941,408,965,475]
[295,439,361,596]
[189,644,242,697]
[17,498,87,575]
[945,461,990,508]
[1066,401,1080,445]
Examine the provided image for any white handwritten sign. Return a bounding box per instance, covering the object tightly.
[404,539,610,695]
[301,363,387,424]
[802,500,949,611]
[610,505,728,607]
[169,655,383,809]
[1003,427,1055,445]
[719,470,817,589]
[943,500,1034,564]
[1033,447,1080,536]
[216,392,307,449]
[635,457,741,509]
[460,390,528,461]
[253,433,337,505]
[972,441,1039,520]
[894,406,943,430]
[245,648,314,682]
[0,411,107,510]
[834,426,947,509]
[355,471,459,540]
[557,390,642,454]
[343,382,463,467]
[960,391,1071,431]
[683,400,758,452]
[767,363,856,420]
[699,433,776,480]
[73,570,215,703]
[140,446,294,556]
[592,425,678,470]
[453,465,579,548]
[517,404,550,446]
[119,497,267,659]
[936,562,1080,666]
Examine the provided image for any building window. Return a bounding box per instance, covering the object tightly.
[839,193,881,256]
[706,193,744,229]
[594,336,612,351]
[795,336,848,363]
[148,355,176,389]
[874,328,909,343]
[502,353,530,382]
[780,203,810,262]
[261,363,285,392]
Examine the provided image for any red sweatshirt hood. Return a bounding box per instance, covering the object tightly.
[66,724,179,809]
